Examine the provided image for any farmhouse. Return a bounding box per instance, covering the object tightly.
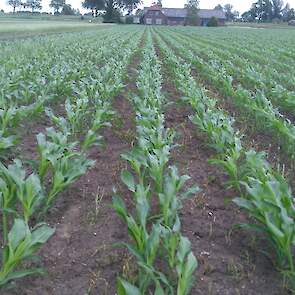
[142,5,226,26]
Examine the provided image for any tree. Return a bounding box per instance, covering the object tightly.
[83,0,142,20]
[214,4,223,11]
[103,0,122,22]
[82,0,104,17]
[233,10,240,20]
[157,0,162,7]
[242,0,291,22]
[272,0,284,18]
[25,0,42,12]
[123,0,142,14]
[243,0,271,22]
[7,0,21,13]
[61,3,76,15]
[135,8,143,16]
[282,3,295,21]
[185,0,200,26]
[241,10,255,21]
[207,16,218,26]
[50,0,65,14]
[224,4,235,21]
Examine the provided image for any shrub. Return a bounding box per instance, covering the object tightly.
[207,17,218,27]
[125,15,134,24]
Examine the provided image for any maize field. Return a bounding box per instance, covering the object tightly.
[1,24,295,294]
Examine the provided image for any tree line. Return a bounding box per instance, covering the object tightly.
[7,0,80,15]
[242,0,295,22]
[6,0,295,22]
[6,0,143,20]
[82,0,142,22]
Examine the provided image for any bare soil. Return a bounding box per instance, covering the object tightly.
[2,38,289,295]
[159,48,287,295]
[4,51,140,295]
[158,32,295,185]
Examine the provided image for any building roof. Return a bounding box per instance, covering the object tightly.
[198,9,226,19]
[161,8,187,18]
[144,7,226,20]
[146,5,162,11]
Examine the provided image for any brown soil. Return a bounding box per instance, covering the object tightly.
[2,34,289,295]
[3,49,141,295]
[174,41,295,187]
[156,30,295,185]
[158,46,287,295]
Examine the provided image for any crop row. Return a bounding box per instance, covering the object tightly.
[155,28,295,162]
[173,27,295,71]
[114,30,198,295]
[0,27,143,288]
[154,29,295,290]
[0,27,138,158]
[168,28,295,115]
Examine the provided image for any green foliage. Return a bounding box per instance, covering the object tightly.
[176,237,198,295]
[244,0,289,22]
[0,219,54,287]
[207,16,218,27]
[36,128,95,214]
[7,0,21,12]
[49,0,65,14]
[185,0,200,26]
[113,31,198,294]
[0,26,144,289]
[61,4,78,15]
[24,0,42,12]
[83,0,142,21]
[0,160,43,225]
[154,26,295,289]
[117,279,141,295]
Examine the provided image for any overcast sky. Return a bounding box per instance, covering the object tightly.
[1,0,295,14]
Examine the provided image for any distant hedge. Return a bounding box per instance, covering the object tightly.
[207,17,218,27]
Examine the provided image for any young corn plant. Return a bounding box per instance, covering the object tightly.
[114,30,199,295]
[113,188,170,292]
[45,97,89,137]
[155,29,295,289]
[36,128,95,215]
[0,161,54,288]
[176,237,198,295]
[0,27,144,289]
[81,100,115,152]
[159,166,200,228]
[0,160,44,230]
[233,175,295,282]
[0,219,54,287]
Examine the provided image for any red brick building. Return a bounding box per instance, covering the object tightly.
[142,5,226,26]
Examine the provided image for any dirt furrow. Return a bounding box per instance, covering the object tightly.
[155,41,285,295]
[6,42,143,295]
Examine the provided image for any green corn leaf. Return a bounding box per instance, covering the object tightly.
[233,197,255,212]
[112,195,128,220]
[181,185,201,200]
[265,213,285,240]
[30,223,56,245]
[117,278,141,295]
[8,218,28,251]
[154,281,165,295]
[0,268,45,287]
[121,170,136,192]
